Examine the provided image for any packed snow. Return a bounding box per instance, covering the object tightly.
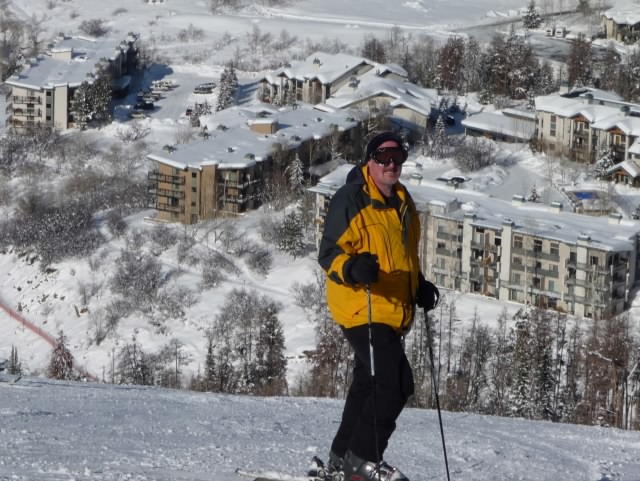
[1,373,640,481]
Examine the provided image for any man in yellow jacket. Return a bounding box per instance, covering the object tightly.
[318,132,439,481]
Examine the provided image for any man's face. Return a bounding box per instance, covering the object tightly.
[367,140,403,192]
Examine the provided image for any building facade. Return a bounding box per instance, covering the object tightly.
[5,33,138,131]
[311,172,640,319]
[148,106,361,224]
[535,89,640,164]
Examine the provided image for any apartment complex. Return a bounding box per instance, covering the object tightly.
[5,33,138,131]
[148,105,360,224]
[535,89,640,164]
[311,169,640,319]
[259,51,438,133]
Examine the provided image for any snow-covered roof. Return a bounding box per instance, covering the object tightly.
[260,51,406,86]
[324,71,438,117]
[461,111,535,140]
[5,35,135,90]
[149,104,359,170]
[607,159,640,177]
[312,168,640,252]
[536,89,640,136]
[603,2,640,26]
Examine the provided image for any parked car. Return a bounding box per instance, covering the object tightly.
[129,110,147,119]
[134,101,154,110]
[193,82,216,94]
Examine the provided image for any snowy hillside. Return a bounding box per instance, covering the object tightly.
[1,373,639,481]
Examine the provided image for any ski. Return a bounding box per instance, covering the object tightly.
[235,455,341,481]
[235,467,312,481]
[235,456,339,481]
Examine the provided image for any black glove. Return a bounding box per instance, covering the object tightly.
[344,253,379,286]
[416,272,440,311]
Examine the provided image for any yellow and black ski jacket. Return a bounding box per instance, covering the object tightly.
[318,165,421,333]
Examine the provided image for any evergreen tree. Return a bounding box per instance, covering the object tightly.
[253,301,288,396]
[276,211,306,258]
[117,336,154,385]
[489,308,515,416]
[511,317,534,418]
[70,81,93,129]
[436,36,465,93]
[430,114,448,159]
[528,184,540,202]
[593,144,616,179]
[522,0,542,29]
[48,331,74,380]
[535,60,556,95]
[567,34,594,87]
[286,153,304,196]
[530,308,556,420]
[8,345,21,375]
[462,37,482,93]
[203,336,217,391]
[92,67,113,124]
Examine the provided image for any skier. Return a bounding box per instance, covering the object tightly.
[318,132,440,481]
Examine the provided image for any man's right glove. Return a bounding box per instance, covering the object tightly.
[344,253,379,286]
[416,272,440,311]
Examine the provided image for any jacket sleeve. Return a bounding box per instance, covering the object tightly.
[317,186,362,286]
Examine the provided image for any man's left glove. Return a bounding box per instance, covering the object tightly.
[416,272,440,311]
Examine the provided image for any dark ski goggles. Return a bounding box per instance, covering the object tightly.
[371,146,408,167]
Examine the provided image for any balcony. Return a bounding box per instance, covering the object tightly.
[154,202,185,214]
[573,129,589,139]
[148,185,185,199]
[148,171,185,185]
[12,96,42,105]
[12,108,42,118]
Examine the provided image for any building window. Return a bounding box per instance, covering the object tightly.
[550,242,559,256]
[512,273,521,283]
[513,235,523,249]
[533,239,542,252]
[548,280,556,292]
[192,172,197,178]
[550,115,557,137]
[513,256,522,265]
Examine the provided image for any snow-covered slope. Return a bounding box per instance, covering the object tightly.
[1,373,639,481]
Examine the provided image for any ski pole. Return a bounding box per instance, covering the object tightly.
[367,285,381,469]
[424,309,451,481]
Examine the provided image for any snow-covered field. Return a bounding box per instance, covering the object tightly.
[2,373,640,481]
[1,0,640,388]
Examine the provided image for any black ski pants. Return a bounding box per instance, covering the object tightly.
[331,323,414,463]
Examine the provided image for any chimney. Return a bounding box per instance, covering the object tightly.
[550,201,563,213]
[578,232,591,244]
[409,173,422,186]
[512,194,526,206]
[620,105,630,116]
[584,93,594,104]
